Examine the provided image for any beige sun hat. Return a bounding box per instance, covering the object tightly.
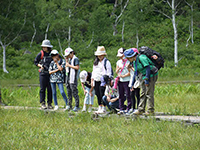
[95,46,107,56]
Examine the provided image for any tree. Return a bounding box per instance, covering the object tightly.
[154,0,185,66]
[0,0,27,73]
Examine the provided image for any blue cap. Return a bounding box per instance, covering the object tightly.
[124,49,137,58]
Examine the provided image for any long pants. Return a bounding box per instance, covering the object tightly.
[39,74,52,104]
[94,81,106,106]
[50,82,68,106]
[131,88,140,110]
[66,82,79,108]
[84,87,95,105]
[118,81,132,111]
[138,75,158,112]
[102,95,119,110]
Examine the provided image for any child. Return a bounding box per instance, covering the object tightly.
[49,50,68,110]
[79,70,95,112]
[91,46,112,114]
[64,48,80,112]
[102,75,119,114]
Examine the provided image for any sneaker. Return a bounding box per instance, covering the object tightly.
[88,107,92,113]
[94,106,102,113]
[73,106,80,112]
[47,104,53,109]
[65,105,71,111]
[98,107,107,114]
[82,106,87,112]
[41,103,47,109]
[117,110,125,115]
[54,105,59,110]
[133,110,144,115]
[126,108,134,115]
[145,111,154,116]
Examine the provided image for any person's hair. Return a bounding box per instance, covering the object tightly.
[122,48,126,52]
[94,56,100,66]
[47,47,52,51]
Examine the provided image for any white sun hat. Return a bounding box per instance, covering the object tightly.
[117,47,124,57]
[79,70,88,83]
[94,46,107,56]
[41,39,53,48]
[64,47,74,56]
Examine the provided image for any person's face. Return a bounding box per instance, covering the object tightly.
[52,54,59,61]
[127,56,134,62]
[97,55,105,61]
[42,47,48,52]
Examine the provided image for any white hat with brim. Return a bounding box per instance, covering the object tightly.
[79,71,88,83]
[64,47,74,56]
[117,48,124,57]
[95,46,107,56]
[50,49,59,56]
[41,39,53,48]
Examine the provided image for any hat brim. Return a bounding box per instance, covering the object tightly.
[80,77,86,83]
[117,53,123,57]
[95,52,107,56]
[64,53,70,57]
[125,52,137,58]
[41,44,53,48]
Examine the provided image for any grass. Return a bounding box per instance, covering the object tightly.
[0,109,200,150]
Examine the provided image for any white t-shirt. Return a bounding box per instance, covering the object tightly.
[116,59,130,82]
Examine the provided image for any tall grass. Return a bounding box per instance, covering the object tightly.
[0,109,200,150]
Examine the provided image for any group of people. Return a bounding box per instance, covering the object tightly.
[34,39,158,115]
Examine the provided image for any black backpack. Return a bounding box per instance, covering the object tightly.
[139,46,164,70]
[104,58,114,77]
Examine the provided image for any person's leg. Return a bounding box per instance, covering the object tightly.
[70,83,79,108]
[102,95,111,110]
[131,91,136,110]
[57,83,68,106]
[94,81,101,106]
[39,75,46,105]
[118,82,125,111]
[135,88,140,109]
[138,80,146,112]
[100,86,106,106]
[50,83,57,106]
[89,89,95,106]
[124,81,132,111]
[66,80,72,108]
[146,75,158,113]
[46,75,52,105]
[84,87,90,105]
[109,96,119,109]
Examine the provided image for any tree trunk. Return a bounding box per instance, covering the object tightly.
[121,20,125,43]
[2,45,9,73]
[172,0,178,67]
[30,21,36,47]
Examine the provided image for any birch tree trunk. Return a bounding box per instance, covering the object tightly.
[30,21,36,47]
[172,0,178,66]
[45,23,50,40]
[136,30,139,49]
[2,45,9,73]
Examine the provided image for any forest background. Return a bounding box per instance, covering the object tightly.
[0,0,200,81]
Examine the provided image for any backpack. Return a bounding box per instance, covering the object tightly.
[104,58,114,77]
[139,46,164,70]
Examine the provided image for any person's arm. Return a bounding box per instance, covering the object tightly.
[144,65,150,86]
[119,72,130,78]
[66,62,79,70]
[49,69,60,74]
[81,82,87,95]
[110,97,118,103]
[34,52,43,69]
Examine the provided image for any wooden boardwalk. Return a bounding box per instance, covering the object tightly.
[1,106,200,125]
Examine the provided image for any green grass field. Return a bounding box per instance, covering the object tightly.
[1,82,200,149]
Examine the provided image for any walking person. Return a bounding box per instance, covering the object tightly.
[91,46,113,114]
[116,48,131,115]
[34,39,53,109]
[64,48,80,112]
[79,70,95,112]
[49,50,68,110]
[124,48,158,115]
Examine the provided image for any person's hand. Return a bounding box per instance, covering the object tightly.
[57,65,62,71]
[84,90,87,95]
[89,91,93,97]
[130,86,134,92]
[145,80,149,87]
[152,55,158,60]
[118,73,123,78]
[53,57,58,63]
[66,61,70,67]
[107,96,111,102]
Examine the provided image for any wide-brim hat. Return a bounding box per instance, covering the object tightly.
[79,70,88,83]
[64,47,74,56]
[95,46,107,56]
[124,48,137,58]
[50,49,59,56]
[117,48,124,57]
[41,39,53,48]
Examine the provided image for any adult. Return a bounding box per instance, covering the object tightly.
[34,39,53,109]
[116,48,131,115]
[64,48,80,112]
[91,46,112,113]
[124,48,158,115]
[79,70,95,112]
[49,50,68,110]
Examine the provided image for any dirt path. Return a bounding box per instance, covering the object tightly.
[1,106,200,125]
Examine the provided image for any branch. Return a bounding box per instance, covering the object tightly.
[154,9,171,19]
[175,0,182,9]
[5,1,13,18]
[86,31,94,48]
[6,12,27,47]
[45,23,50,40]
[74,0,80,8]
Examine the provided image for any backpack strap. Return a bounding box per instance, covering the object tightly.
[40,50,44,60]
